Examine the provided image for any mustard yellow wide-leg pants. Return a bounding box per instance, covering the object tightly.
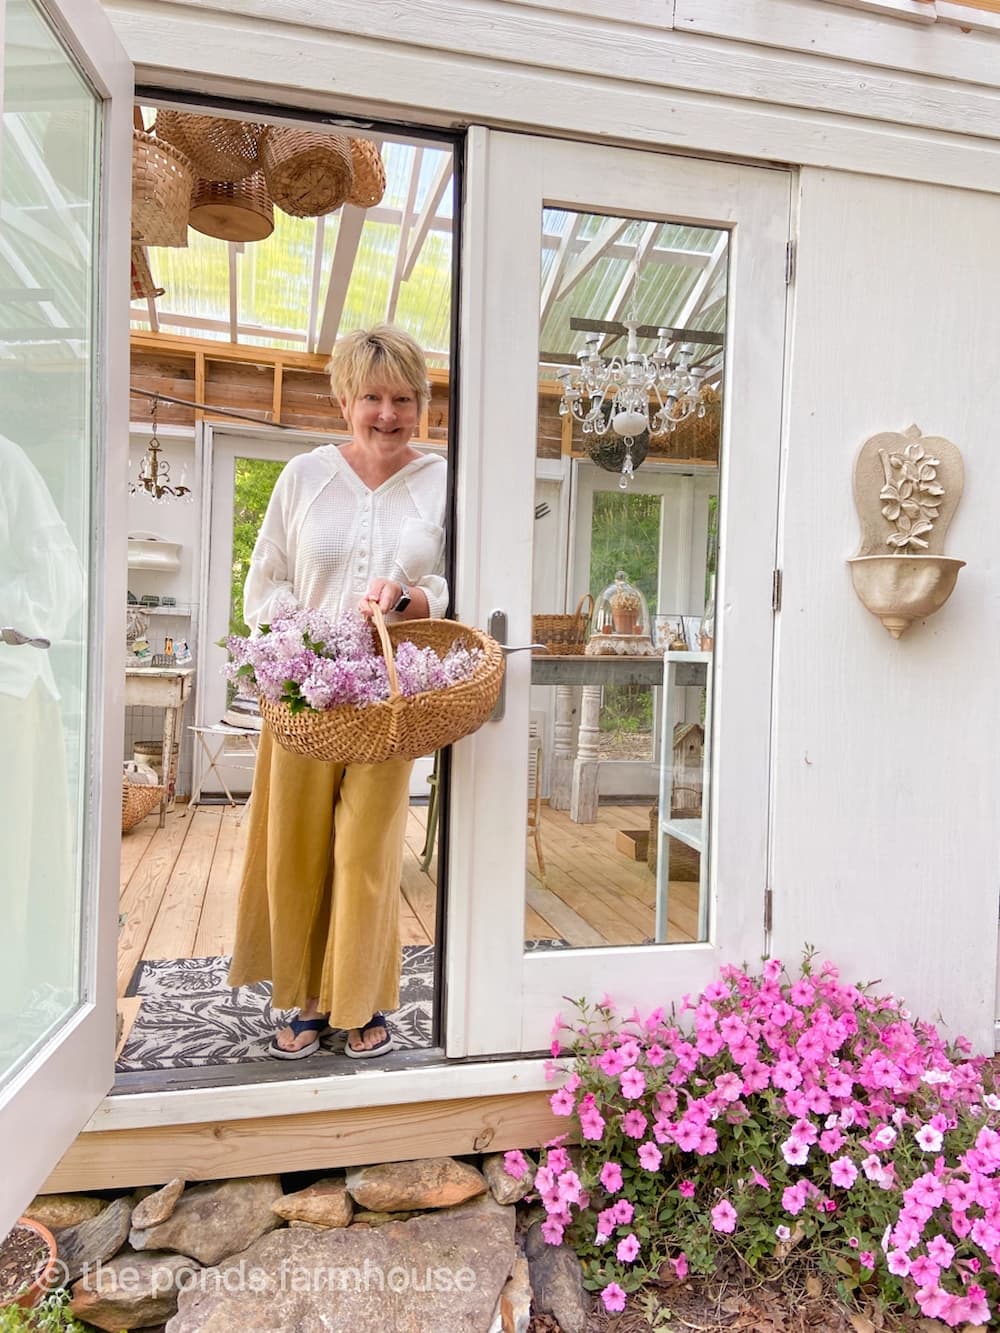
[227,727,413,1030]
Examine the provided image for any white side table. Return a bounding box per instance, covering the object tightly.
[124,666,195,828]
[189,723,260,819]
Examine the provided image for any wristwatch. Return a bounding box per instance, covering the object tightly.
[392,584,412,614]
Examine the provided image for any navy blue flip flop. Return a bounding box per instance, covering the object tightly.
[268,1014,332,1060]
[344,1012,394,1059]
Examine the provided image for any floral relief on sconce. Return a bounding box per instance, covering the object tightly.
[847,424,964,639]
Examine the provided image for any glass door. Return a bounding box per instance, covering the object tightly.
[448,129,789,1056]
[199,425,317,796]
[0,0,131,1227]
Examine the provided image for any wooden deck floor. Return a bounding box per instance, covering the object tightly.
[118,802,699,999]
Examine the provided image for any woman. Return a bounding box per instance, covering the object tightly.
[227,326,448,1059]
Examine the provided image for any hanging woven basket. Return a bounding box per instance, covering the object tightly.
[586,429,650,474]
[154,111,267,183]
[346,138,386,208]
[260,128,355,218]
[131,130,192,247]
[188,172,275,243]
[260,607,505,765]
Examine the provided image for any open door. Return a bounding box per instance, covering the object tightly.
[449,128,789,1056]
[0,0,131,1227]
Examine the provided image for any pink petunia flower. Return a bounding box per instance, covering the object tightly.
[616,1233,640,1263]
[711,1199,738,1233]
[679,1180,696,1199]
[638,1141,663,1171]
[673,1252,689,1280]
[503,1149,528,1180]
[830,1156,858,1188]
[549,1087,575,1116]
[601,1283,627,1314]
[600,1161,623,1193]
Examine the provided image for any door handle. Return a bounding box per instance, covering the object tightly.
[1,627,50,649]
[487,610,547,721]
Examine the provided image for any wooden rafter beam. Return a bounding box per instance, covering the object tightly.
[540,213,584,327]
[555,217,631,303]
[306,215,326,355]
[317,204,366,355]
[386,147,423,325]
[401,156,452,282]
[130,309,309,344]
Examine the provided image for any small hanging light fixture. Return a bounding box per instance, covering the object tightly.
[130,396,192,502]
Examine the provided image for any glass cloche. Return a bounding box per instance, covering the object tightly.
[588,571,654,656]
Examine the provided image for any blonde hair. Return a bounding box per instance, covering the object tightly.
[325,325,430,414]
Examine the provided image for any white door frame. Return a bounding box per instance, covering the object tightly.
[448,126,790,1057]
[0,0,131,1229]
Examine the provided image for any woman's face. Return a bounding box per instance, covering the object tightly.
[342,381,420,453]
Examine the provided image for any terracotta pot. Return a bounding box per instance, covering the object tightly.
[3,1217,58,1310]
[612,610,638,635]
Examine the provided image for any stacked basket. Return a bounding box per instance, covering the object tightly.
[122,781,165,833]
[131,111,387,256]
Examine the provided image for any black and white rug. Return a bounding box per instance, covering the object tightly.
[117,946,434,1072]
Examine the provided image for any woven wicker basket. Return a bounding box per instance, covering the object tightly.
[132,130,192,247]
[154,111,267,182]
[260,606,504,764]
[346,138,386,208]
[532,593,594,656]
[188,172,274,242]
[649,387,722,463]
[260,128,354,218]
[122,781,164,833]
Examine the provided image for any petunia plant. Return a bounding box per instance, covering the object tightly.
[223,606,483,713]
[506,952,1000,1326]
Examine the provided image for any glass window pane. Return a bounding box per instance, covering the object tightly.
[0,0,101,1083]
[528,204,726,952]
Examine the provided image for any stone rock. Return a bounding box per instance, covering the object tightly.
[489,1252,531,1333]
[25,1193,108,1231]
[129,1176,282,1266]
[55,1196,133,1284]
[272,1177,352,1228]
[482,1152,534,1206]
[132,1180,185,1230]
[166,1194,516,1333]
[345,1156,487,1212]
[69,1249,198,1331]
[526,1223,588,1333]
[352,1209,420,1227]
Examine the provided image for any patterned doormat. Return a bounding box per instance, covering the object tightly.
[117,946,434,1073]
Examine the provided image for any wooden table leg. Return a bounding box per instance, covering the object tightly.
[549,684,578,811]
[158,703,176,828]
[570,684,602,823]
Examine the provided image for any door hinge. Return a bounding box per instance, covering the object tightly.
[764,887,773,934]
[771,569,782,612]
[785,240,796,285]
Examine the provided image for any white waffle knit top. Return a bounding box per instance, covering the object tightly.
[244,445,448,631]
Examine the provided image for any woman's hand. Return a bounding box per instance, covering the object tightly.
[360,578,405,617]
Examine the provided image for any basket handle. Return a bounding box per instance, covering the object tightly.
[366,601,401,701]
[575,592,595,621]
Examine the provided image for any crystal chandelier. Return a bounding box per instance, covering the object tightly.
[130,397,192,502]
[557,322,709,488]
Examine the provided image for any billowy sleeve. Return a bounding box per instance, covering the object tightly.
[0,439,84,643]
[243,470,299,631]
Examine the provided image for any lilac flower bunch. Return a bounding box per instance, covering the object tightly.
[224,606,483,714]
[506,953,1000,1325]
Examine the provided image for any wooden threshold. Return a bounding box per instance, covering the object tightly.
[44,1091,562,1192]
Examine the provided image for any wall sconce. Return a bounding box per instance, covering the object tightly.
[130,397,193,503]
[847,424,964,638]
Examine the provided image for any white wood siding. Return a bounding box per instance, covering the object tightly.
[769,167,1000,1048]
[104,0,1000,194]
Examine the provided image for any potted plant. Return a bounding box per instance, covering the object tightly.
[0,1219,57,1313]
